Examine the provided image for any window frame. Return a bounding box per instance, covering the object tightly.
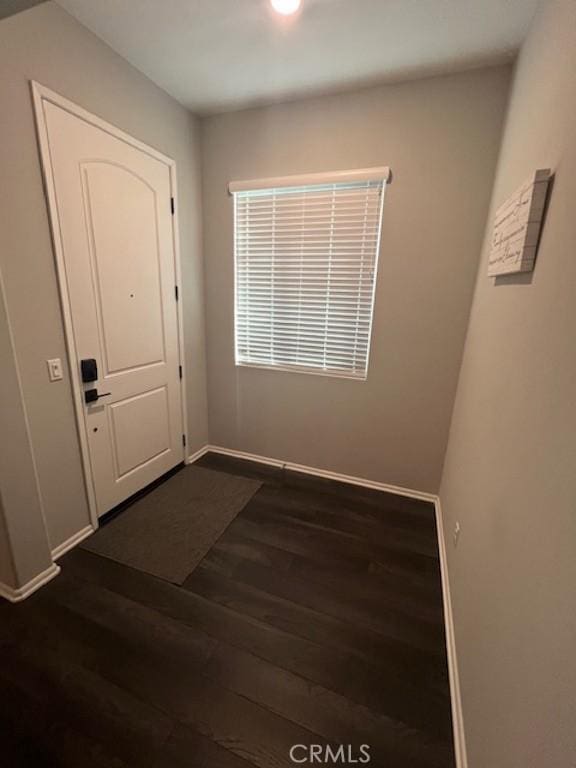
[230,167,391,381]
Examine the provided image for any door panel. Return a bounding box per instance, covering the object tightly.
[109,387,171,478]
[44,101,183,517]
[83,162,166,373]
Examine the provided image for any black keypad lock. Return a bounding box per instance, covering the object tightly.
[81,358,98,383]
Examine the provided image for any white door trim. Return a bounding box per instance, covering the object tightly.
[31,81,189,530]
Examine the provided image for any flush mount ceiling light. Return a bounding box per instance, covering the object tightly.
[270,0,302,15]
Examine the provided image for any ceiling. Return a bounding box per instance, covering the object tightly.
[1,0,46,21]
[53,0,539,115]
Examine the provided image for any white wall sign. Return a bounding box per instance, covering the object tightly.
[488,169,551,277]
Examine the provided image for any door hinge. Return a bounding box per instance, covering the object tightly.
[182,434,187,448]
[175,285,179,301]
[170,197,175,215]
[179,365,183,380]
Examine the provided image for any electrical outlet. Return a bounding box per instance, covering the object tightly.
[453,521,461,547]
[47,358,63,382]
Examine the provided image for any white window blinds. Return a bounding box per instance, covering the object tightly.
[232,168,389,380]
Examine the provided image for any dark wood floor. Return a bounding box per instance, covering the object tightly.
[0,453,455,768]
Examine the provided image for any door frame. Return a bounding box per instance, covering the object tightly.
[31,81,189,531]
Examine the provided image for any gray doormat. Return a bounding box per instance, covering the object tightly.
[81,465,261,584]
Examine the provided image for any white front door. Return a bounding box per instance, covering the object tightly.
[42,99,184,517]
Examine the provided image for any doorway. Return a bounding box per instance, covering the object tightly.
[33,83,187,524]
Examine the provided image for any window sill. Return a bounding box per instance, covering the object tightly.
[234,361,367,382]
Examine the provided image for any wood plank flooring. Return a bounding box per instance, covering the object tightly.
[0,453,455,767]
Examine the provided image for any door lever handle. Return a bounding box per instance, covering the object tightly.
[84,389,111,404]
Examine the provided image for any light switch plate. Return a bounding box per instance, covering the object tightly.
[47,358,63,382]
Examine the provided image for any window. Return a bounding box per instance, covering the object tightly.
[231,167,390,380]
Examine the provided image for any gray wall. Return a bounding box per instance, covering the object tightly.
[0,1,208,556]
[0,271,53,589]
[439,1,576,765]
[0,496,17,590]
[201,66,511,492]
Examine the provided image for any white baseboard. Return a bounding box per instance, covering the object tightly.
[185,444,211,465]
[52,524,95,560]
[190,444,437,503]
[434,498,468,768]
[202,445,285,469]
[0,563,61,604]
